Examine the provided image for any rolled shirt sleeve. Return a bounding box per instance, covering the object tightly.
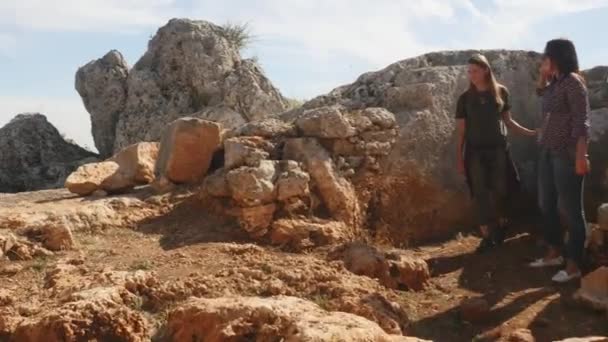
[565,74,591,140]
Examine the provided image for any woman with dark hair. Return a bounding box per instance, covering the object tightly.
[529,39,591,283]
[456,54,536,253]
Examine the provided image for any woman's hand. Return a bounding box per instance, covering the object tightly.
[575,155,590,175]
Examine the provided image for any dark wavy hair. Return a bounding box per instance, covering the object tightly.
[543,38,580,75]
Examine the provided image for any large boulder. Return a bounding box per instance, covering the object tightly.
[165,296,425,342]
[155,117,222,184]
[284,50,544,242]
[75,50,129,158]
[0,114,97,193]
[76,18,288,155]
[587,108,608,220]
[583,66,608,110]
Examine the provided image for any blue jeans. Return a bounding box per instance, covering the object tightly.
[538,147,587,266]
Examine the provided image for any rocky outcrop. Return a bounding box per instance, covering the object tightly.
[587,108,608,220]
[75,50,129,158]
[283,50,546,242]
[0,114,97,193]
[65,142,159,196]
[202,108,398,245]
[76,18,288,155]
[165,296,426,342]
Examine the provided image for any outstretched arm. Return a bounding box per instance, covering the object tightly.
[501,111,536,137]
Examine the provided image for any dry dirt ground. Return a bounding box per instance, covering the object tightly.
[0,188,606,342]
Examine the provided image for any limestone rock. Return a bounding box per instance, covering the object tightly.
[165,296,420,342]
[75,50,129,157]
[235,118,297,138]
[276,161,310,201]
[226,160,277,207]
[588,110,608,220]
[202,168,230,197]
[270,219,350,249]
[109,142,159,184]
[574,267,608,312]
[155,117,221,184]
[333,243,430,291]
[12,286,150,342]
[0,114,97,193]
[194,106,247,132]
[76,19,288,153]
[0,289,13,307]
[296,106,357,138]
[583,66,608,110]
[504,328,535,342]
[223,136,273,170]
[29,223,74,251]
[65,161,133,195]
[233,203,277,238]
[284,138,360,228]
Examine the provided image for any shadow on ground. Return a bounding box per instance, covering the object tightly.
[410,223,607,341]
[136,196,251,250]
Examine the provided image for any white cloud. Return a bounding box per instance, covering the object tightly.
[2,0,180,32]
[194,0,473,68]
[460,0,608,48]
[0,95,96,151]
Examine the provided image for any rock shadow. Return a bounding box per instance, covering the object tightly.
[136,195,251,250]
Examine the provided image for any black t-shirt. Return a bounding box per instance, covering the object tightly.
[455,86,511,148]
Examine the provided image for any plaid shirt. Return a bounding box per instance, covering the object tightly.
[539,73,590,151]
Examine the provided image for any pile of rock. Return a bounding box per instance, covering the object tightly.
[201,105,398,246]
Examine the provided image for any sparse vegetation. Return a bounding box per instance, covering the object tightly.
[129,260,154,271]
[30,256,49,272]
[310,293,331,311]
[219,22,255,51]
[286,97,307,110]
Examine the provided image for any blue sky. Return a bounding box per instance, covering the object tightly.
[1,0,608,151]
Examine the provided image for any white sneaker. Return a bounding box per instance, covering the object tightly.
[528,256,564,268]
[551,270,581,283]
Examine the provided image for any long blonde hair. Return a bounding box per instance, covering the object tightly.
[467,54,505,110]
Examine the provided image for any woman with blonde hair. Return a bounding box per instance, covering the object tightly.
[456,54,536,253]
